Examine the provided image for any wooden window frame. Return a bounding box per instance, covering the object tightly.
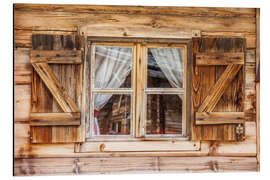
[80,37,198,152]
[89,42,136,140]
[140,44,187,139]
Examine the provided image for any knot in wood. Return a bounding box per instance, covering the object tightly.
[99,143,106,152]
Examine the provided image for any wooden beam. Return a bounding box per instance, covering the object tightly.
[32,63,79,112]
[14,122,257,158]
[14,156,258,176]
[30,50,82,64]
[79,141,200,152]
[198,64,242,112]
[195,112,245,125]
[14,10,255,34]
[14,4,256,18]
[196,52,244,65]
[30,113,81,126]
[256,8,260,171]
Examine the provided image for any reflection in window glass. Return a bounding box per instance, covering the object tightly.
[93,94,131,135]
[147,48,183,88]
[146,94,183,135]
[94,46,133,88]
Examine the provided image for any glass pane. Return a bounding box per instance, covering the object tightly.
[93,94,131,135]
[147,48,183,88]
[93,45,133,88]
[146,94,183,135]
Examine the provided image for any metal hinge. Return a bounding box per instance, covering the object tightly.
[236,124,244,141]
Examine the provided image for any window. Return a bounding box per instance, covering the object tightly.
[88,43,187,140]
[89,43,135,139]
[29,34,245,146]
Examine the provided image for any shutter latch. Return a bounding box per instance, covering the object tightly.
[236,124,244,141]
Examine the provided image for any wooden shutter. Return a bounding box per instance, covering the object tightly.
[192,38,245,141]
[30,34,85,143]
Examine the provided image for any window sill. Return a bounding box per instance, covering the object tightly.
[77,140,200,153]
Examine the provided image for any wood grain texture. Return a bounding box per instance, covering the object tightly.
[12,5,258,173]
[197,64,242,112]
[192,38,245,141]
[30,113,80,126]
[14,85,31,122]
[14,156,257,176]
[79,141,200,152]
[14,48,32,85]
[14,29,76,48]
[196,52,244,65]
[196,112,244,125]
[14,122,256,158]
[32,63,79,112]
[31,50,82,64]
[14,10,255,33]
[14,4,256,17]
[14,30,256,49]
[245,50,256,121]
[80,25,194,39]
[14,123,31,158]
[255,8,260,171]
[201,32,256,50]
[206,121,256,156]
[31,34,83,143]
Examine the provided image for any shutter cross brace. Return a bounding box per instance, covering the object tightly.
[30,50,82,126]
[194,54,245,140]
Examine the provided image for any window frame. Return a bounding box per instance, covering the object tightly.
[141,44,187,138]
[85,37,193,145]
[89,42,136,140]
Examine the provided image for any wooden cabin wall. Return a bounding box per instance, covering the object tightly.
[14,4,259,175]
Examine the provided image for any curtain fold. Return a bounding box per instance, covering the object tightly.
[150,48,183,88]
[93,46,132,135]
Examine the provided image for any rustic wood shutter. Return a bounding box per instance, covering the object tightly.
[30,34,85,143]
[192,37,245,141]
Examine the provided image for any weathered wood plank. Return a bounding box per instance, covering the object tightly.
[158,157,257,173]
[14,156,258,176]
[196,112,244,125]
[201,32,256,50]
[207,121,256,156]
[32,63,79,112]
[192,38,245,141]
[30,50,82,64]
[14,29,76,48]
[15,143,209,158]
[256,8,260,171]
[14,123,31,158]
[14,4,256,18]
[30,112,81,126]
[196,52,244,65]
[198,64,242,112]
[14,10,256,33]
[15,123,256,158]
[14,85,31,122]
[14,48,32,85]
[245,50,256,121]
[80,25,194,39]
[31,34,83,143]
[79,141,200,152]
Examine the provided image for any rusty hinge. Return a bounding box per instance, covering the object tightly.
[236,124,244,141]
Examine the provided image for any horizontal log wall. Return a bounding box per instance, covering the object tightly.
[14,4,258,175]
[14,157,258,176]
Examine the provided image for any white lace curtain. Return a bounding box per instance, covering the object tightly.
[92,46,182,135]
[93,46,132,135]
[150,48,183,88]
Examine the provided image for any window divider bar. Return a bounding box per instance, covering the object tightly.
[144,88,184,94]
[91,89,133,94]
